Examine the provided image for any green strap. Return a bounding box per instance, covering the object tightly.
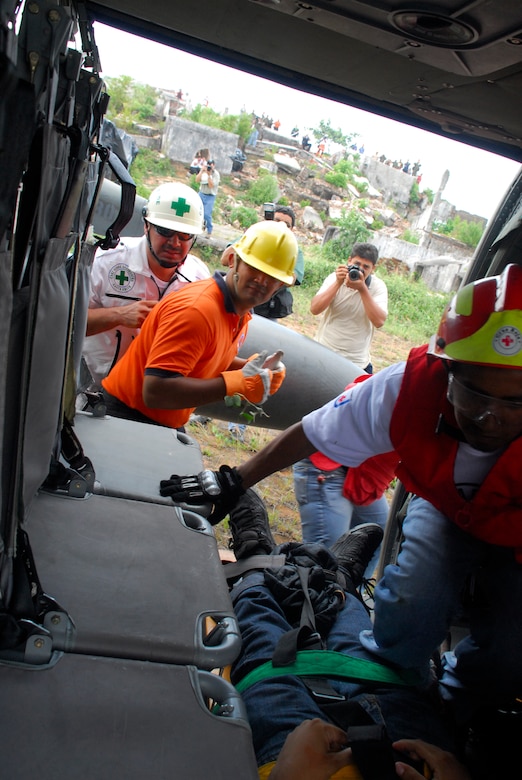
[234,650,419,694]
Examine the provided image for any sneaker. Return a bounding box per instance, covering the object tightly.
[228,425,245,443]
[228,488,276,560]
[330,523,384,589]
[189,414,211,425]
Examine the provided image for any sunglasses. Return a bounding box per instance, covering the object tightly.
[152,223,193,241]
[447,372,522,427]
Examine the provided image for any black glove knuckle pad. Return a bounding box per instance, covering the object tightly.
[159,465,245,525]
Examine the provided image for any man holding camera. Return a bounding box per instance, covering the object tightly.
[310,242,388,374]
[196,159,220,236]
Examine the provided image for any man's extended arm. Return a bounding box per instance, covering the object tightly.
[237,422,316,488]
[143,352,285,409]
[143,375,228,409]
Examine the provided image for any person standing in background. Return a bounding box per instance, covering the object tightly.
[196,159,220,236]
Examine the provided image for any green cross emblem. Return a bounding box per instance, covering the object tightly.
[115,269,129,286]
[171,197,191,217]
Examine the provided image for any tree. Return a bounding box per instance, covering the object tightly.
[310,119,356,147]
[105,76,160,130]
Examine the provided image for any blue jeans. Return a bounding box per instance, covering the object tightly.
[230,572,453,766]
[199,192,216,233]
[360,496,522,709]
[293,458,388,576]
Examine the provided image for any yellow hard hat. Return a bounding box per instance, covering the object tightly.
[234,220,297,285]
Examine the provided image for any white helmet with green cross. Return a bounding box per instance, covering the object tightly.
[143,182,204,234]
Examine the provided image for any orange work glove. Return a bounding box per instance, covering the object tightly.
[222,351,272,404]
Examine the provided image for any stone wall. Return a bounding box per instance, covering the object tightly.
[161,116,240,174]
[370,230,473,292]
[361,157,415,213]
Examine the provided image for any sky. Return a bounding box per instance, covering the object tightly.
[91,22,520,221]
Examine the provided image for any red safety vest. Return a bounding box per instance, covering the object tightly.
[390,345,522,560]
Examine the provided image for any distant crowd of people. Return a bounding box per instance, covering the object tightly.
[374,152,422,182]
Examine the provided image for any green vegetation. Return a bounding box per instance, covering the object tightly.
[400,228,420,244]
[310,119,356,147]
[230,205,259,229]
[377,266,450,342]
[408,180,421,207]
[180,104,251,141]
[322,210,372,263]
[129,148,179,198]
[324,170,348,189]
[324,158,362,191]
[354,179,368,195]
[246,173,279,205]
[432,215,484,248]
[106,76,160,131]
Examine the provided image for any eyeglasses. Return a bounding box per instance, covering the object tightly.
[447,372,522,427]
[152,223,193,241]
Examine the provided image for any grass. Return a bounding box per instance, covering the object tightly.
[188,419,300,550]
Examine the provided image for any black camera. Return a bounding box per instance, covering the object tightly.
[264,202,276,220]
[207,163,213,171]
[347,264,362,281]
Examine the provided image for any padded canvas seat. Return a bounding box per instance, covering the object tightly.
[0,654,258,779]
[26,491,239,669]
[71,411,207,509]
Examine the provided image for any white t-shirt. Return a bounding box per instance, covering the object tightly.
[315,272,388,368]
[302,362,500,499]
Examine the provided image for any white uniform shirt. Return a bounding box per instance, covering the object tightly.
[82,235,210,384]
[302,362,500,499]
[315,272,388,369]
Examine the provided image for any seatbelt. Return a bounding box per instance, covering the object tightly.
[234,648,418,694]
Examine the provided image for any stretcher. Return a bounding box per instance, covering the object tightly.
[0,655,257,779]
[0,6,259,776]
[27,490,239,668]
[71,410,206,507]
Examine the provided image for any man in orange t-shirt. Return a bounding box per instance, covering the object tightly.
[102,221,298,429]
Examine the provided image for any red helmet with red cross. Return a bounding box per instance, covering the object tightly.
[430,264,522,368]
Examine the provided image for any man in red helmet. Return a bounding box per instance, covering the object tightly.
[162,264,522,724]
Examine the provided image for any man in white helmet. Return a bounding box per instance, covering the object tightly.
[101,221,297,431]
[82,182,210,386]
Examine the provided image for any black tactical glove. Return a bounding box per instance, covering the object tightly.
[160,464,245,525]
